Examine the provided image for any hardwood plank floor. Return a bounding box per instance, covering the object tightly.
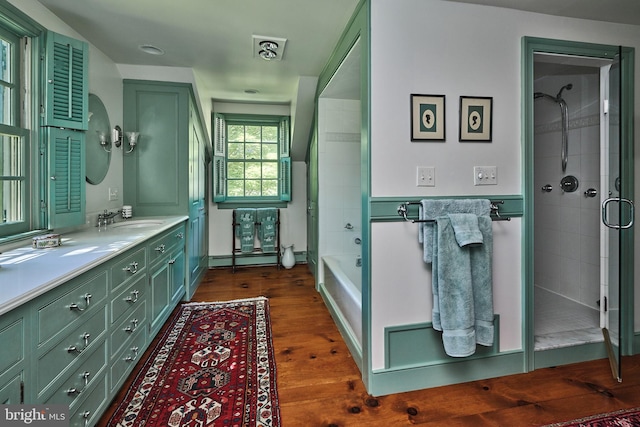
[99,265,640,426]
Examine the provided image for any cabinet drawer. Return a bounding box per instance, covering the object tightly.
[37,306,107,396]
[148,225,185,265]
[111,246,146,291]
[69,374,108,427]
[0,311,25,375]
[110,327,147,392]
[36,271,108,346]
[110,300,147,358]
[110,273,147,325]
[43,339,107,408]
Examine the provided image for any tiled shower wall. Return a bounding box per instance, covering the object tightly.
[534,73,602,310]
[318,98,361,258]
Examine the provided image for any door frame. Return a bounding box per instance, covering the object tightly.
[522,37,635,372]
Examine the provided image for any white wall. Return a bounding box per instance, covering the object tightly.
[9,0,124,226]
[368,0,640,370]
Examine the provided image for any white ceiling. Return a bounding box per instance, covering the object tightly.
[34,0,360,106]
[445,0,640,26]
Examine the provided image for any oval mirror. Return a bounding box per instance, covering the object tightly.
[86,94,111,185]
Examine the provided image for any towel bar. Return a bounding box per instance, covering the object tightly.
[397,200,511,223]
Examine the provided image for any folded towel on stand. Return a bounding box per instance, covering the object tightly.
[432,214,494,357]
[235,208,256,253]
[420,199,491,263]
[257,208,277,253]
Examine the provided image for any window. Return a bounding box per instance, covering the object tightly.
[213,114,291,203]
[227,121,279,198]
[0,26,30,237]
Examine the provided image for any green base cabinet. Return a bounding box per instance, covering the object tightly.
[0,220,188,422]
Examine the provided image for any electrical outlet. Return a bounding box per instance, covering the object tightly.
[417,166,435,187]
[473,166,497,185]
[108,187,119,201]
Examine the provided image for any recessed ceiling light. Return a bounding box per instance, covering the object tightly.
[139,44,165,55]
[244,89,260,94]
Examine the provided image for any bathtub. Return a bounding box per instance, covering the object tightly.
[322,255,362,348]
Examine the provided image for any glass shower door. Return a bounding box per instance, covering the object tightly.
[601,50,633,382]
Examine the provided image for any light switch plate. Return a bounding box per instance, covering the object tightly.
[108,187,119,201]
[473,166,497,185]
[417,166,435,187]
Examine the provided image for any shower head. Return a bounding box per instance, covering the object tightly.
[556,83,573,99]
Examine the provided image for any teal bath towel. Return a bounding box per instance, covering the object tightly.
[431,215,494,357]
[257,208,277,253]
[235,208,256,253]
[419,199,491,263]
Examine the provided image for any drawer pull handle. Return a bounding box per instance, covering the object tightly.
[123,261,139,274]
[81,410,91,427]
[124,319,139,333]
[69,293,92,311]
[66,333,91,353]
[124,346,139,362]
[176,232,184,239]
[155,244,166,253]
[65,372,90,396]
[124,290,140,303]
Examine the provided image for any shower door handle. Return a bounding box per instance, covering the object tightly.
[602,197,635,229]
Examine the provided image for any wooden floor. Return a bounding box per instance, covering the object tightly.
[99,264,640,426]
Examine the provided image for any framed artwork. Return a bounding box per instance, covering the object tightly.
[411,94,445,141]
[459,96,492,142]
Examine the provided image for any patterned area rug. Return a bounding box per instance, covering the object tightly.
[107,297,280,427]
[543,407,640,426]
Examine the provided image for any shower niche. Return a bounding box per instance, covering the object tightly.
[532,53,613,353]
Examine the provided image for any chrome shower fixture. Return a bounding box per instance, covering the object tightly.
[534,83,573,172]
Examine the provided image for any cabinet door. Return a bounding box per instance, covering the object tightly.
[170,249,186,304]
[149,260,171,335]
[43,31,88,130]
[47,127,86,229]
[0,308,27,404]
[122,81,189,216]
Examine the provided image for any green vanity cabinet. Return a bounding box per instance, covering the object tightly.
[123,80,209,300]
[0,306,29,404]
[0,218,188,422]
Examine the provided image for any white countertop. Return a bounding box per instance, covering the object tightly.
[0,215,188,316]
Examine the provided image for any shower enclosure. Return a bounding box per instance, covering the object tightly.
[532,51,626,378]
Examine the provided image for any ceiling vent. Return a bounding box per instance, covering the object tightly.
[252,35,287,61]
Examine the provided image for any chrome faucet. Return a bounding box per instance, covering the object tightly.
[96,209,121,227]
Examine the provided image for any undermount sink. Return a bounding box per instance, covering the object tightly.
[109,219,165,229]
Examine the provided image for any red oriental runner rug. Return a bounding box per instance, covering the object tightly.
[107,297,281,427]
[543,407,640,426]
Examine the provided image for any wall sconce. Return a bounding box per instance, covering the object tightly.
[99,126,139,153]
[125,131,140,153]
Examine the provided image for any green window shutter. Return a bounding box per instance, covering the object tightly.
[279,116,290,157]
[212,155,226,202]
[213,112,226,156]
[279,156,291,202]
[47,127,85,228]
[43,31,88,130]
